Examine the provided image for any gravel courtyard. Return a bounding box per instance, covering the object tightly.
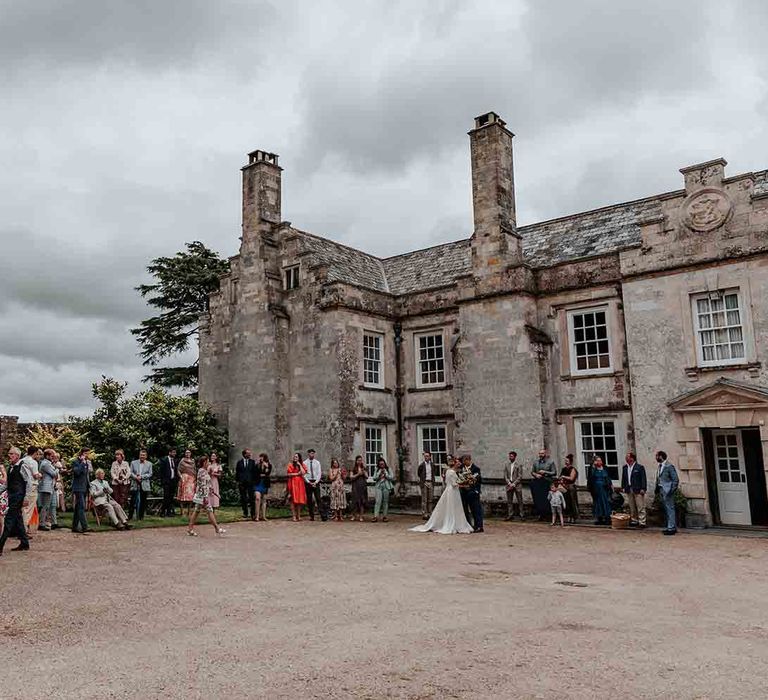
[3,519,767,699]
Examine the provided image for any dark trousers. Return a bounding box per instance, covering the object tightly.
[239,483,254,517]
[129,490,147,520]
[0,494,29,550]
[306,483,325,520]
[72,492,89,532]
[162,480,177,515]
[466,491,484,531]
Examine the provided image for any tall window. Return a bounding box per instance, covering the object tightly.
[363,333,383,387]
[364,425,385,479]
[415,332,446,387]
[284,265,300,291]
[417,424,448,483]
[692,290,745,366]
[567,307,612,375]
[575,419,621,483]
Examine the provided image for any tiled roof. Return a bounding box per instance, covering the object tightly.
[291,169,768,296]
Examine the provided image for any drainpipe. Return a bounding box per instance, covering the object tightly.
[394,321,406,496]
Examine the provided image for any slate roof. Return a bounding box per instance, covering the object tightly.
[290,168,768,296]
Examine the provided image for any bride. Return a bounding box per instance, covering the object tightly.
[409,457,473,534]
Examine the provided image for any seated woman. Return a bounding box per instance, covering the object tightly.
[90,469,131,530]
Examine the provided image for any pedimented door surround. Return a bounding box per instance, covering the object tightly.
[669,378,768,527]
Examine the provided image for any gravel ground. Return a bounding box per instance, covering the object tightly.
[2,519,767,699]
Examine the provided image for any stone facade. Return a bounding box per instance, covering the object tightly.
[199,113,768,528]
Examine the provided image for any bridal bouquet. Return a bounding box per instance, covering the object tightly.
[456,467,476,487]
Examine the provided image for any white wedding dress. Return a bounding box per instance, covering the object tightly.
[409,468,474,534]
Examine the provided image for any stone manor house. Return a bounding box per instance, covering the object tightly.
[199,112,768,528]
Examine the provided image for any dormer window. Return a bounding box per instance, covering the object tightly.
[284,265,300,291]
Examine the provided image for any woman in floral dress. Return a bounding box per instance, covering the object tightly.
[328,458,347,521]
[187,456,225,537]
[177,449,197,517]
[0,462,8,536]
[208,452,223,510]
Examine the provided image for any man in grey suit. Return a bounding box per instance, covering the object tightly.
[654,450,680,535]
[37,448,58,531]
[503,451,524,521]
[129,449,153,520]
[417,451,436,519]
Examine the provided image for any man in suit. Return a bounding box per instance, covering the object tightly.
[621,451,648,528]
[71,448,93,533]
[158,448,179,517]
[417,451,436,520]
[504,450,524,521]
[37,448,58,531]
[655,450,680,535]
[235,449,256,519]
[0,447,31,554]
[303,449,326,521]
[129,449,153,520]
[459,454,484,533]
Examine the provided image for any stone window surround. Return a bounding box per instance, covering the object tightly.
[362,330,385,389]
[283,264,300,291]
[684,283,756,370]
[561,409,631,486]
[414,328,448,389]
[360,422,388,480]
[416,422,449,484]
[566,305,613,376]
[556,297,623,381]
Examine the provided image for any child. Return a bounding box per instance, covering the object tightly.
[548,481,566,526]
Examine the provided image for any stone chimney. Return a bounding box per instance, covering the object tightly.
[241,149,282,243]
[468,112,521,274]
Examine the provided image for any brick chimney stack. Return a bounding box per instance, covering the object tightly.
[241,149,282,244]
[468,112,521,274]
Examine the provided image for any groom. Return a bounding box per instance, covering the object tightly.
[459,454,484,533]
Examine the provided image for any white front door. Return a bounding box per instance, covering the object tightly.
[713,430,751,526]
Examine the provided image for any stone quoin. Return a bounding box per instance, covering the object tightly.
[198,112,768,528]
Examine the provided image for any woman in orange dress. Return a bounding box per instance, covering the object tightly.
[286,453,307,522]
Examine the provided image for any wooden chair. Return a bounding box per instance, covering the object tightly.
[87,495,101,526]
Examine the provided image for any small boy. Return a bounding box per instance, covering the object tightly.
[548,481,566,526]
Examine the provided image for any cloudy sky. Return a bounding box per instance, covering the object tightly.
[1,0,766,421]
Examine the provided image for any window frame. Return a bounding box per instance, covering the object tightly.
[363,424,386,481]
[566,305,613,377]
[417,423,449,485]
[414,330,447,389]
[362,331,384,388]
[574,417,624,486]
[691,289,746,368]
[283,264,300,291]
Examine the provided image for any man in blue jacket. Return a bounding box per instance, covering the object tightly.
[71,448,93,533]
[621,452,648,528]
[655,450,680,536]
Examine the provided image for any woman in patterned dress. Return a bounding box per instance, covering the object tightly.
[177,449,197,517]
[208,452,223,510]
[328,458,347,521]
[0,462,8,537]
[187,456,225,537]
[286,453,307,522]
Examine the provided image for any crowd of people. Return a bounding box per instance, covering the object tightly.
[0,440,681,555]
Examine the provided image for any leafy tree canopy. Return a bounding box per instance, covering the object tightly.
[132,241,228,389]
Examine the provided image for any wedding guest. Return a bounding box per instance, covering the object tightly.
[655,450,680,536]
[372,457,394,523]
[621,451,648,529]
[303,449,326,521]
[90,469,131,530]
[459,454,484,533]
[503,450,524,521]
[417,451,436,520]
[0,447,30,554]
[349,455,368,522]
[328,458,347,522]
[177,449,197,517]
[21,446,42,533]
[70,448,93,534]
[37,448,58,531]
[530,449,556,521]
[254,453,272,521]
[587,456,613,525]
[129,449,153,520]
[235,448,256,519]
[187,456,226,537]
[158,447,179,517]
[560,454,579,523]
[110,450,131,508]
[286,453,307,522]
[54,452,66,517]
[0,462,8,538]
[208,452,223,511]
[548,482,566,526]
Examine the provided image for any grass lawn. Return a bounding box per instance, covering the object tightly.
[52,505,292,532]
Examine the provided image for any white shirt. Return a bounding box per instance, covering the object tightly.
[626,461,634,484]
[303,458,322,484]
[20,456,40,489]
[168,455,176,480]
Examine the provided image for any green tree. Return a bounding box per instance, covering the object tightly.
[132,241,228,389]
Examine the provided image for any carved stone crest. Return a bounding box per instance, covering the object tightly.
[681,187,731,232]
